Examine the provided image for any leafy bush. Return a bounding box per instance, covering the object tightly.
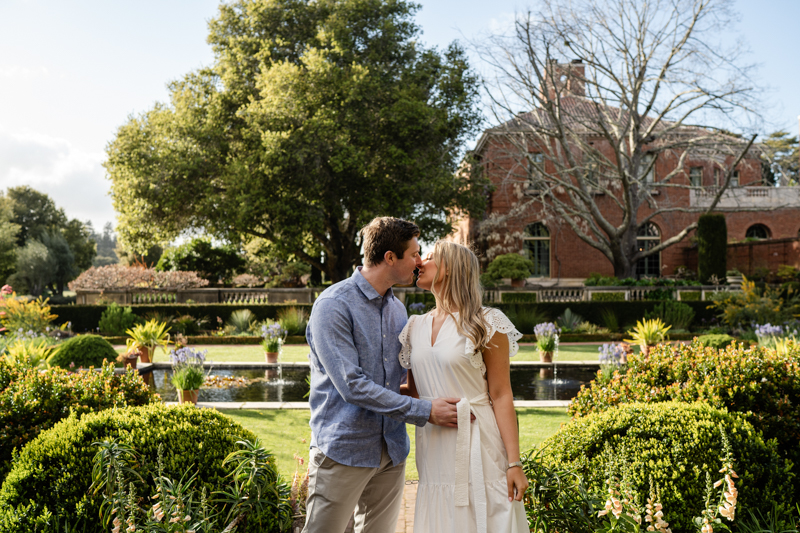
[3,337,58,368]
[569,340,800,494]
[696,333,736,350]
[644,300,695,331]
[504,305,549,334]
[226,309,257,335]
[0,404,281,533]
[277,306,309,336]
[47,335,117,369]
[541,402,794,533]
[709,277,800,329]
[584,273,701,287]
[97,302,138,336]
[598,308,619,332]
[678,290,701,301]
[556,308,583,331]
[171,314,207,335]
[591,292,625,302]
[68,264,209,291]
[0,360,154,481]
[500,292,537,303]
[155,237,245,284]
[484,253,533,281]
[0,297,57,335]
[697,213,727,284]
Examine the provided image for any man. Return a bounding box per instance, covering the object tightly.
[303,217,460,533]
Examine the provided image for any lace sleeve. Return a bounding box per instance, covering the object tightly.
[398,315,418,369]
[485,308,522,358]
[464,308,522,376]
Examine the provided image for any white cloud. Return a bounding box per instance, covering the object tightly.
[0,128,116,230]
[0,65,49,79]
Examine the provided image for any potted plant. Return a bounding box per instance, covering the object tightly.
[125,319,171,363]
[116,350,139,370]
[625,318,671,355]
[533,322,560,362]
[261,322,287,363]
[170,346,207,404]
[484,253,534,287]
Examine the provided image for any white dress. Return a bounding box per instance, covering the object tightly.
[398,308,528,533]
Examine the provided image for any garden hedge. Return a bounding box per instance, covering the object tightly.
[55,301,717,334]
[51,303,314,333]
[47,335,117,369]
[0,404,273,533]
[569,340,800,495]
[540,402,794,533]
[0,361,155,481]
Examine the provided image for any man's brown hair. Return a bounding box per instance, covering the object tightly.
[361,217,420,267]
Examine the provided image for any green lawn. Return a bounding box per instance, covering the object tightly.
[223,407,571,480]
[118,343,604,363]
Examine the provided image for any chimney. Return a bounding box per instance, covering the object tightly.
[542,59,585,101]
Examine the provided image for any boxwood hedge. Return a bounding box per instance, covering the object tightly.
[0,404,273,533]
[569,340,800,495]
[540,402,794,533]
[47,335,117,369]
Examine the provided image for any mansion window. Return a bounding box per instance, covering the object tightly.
[636,222,661,278]
[526,153,545,192]
[745,224,770,240]
[523,222,551,277]
[689,167,703,187]
[714,168,739,187]
[643,154,655,183]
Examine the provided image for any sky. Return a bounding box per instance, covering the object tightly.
[0,0,798,232]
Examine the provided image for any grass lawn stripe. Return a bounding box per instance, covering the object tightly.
[223,407,571,481]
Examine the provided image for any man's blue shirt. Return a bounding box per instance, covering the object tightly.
[306,268,432,468]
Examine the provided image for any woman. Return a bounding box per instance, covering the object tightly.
[399,241,529,533]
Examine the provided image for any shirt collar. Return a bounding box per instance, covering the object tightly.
[353,266,395,301]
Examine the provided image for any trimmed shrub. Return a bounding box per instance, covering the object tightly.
[644,300,695,331]
[0,404,277,532]
[569,340,800,494]
[485,253,533,281]
[97,302,138,335]
[678,290,701,301]
[500,292,537,303]
[697,213,727,283]
[590,292,625,302]
[0,361,155,481]
[541,402,794,533]
[697,333,735,349]
[47,335,117,369]
[51,304,315,333]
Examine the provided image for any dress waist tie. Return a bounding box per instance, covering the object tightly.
[424,392,492,533]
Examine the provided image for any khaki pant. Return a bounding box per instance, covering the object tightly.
[302,443,405,533]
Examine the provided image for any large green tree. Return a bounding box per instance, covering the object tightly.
[0,194,20,284]
[7,186,67,247]
[156,237,245,283]
[761,130,799,186]
[106,0,487,282]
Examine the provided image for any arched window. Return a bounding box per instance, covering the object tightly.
[523,223,551,277]
[636,223,661,278]
[745,224,770,240]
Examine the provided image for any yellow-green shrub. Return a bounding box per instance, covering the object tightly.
[0,404,273,533]
[47,334,117,369]
[569,340,800,492]
[540,402,793,533]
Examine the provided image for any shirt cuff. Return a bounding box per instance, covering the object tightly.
[408,398,432,427]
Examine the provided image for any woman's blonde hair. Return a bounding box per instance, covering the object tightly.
[429,240,491,352]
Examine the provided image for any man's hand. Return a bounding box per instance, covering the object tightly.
[428,398,460,427]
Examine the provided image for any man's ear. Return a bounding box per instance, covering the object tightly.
[384,250,395,265]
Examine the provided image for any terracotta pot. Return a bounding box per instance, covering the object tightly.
[511,278,526,288]
[539,350,553,363]
[265,352,279,364]
[639,344,655,356]
[177,389,199,405]
[539,368,554,380]
[138,346,153,364]
[122,354,138,370]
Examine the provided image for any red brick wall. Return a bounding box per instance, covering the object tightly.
[464,135,800,279]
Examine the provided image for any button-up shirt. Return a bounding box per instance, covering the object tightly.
[306,268,432,468]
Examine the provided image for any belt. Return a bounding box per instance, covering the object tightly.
[423,392,492,533]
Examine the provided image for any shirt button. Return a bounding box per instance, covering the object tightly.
[386,382,389,386]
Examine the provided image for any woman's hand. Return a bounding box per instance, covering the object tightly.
[507,466,529,502]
